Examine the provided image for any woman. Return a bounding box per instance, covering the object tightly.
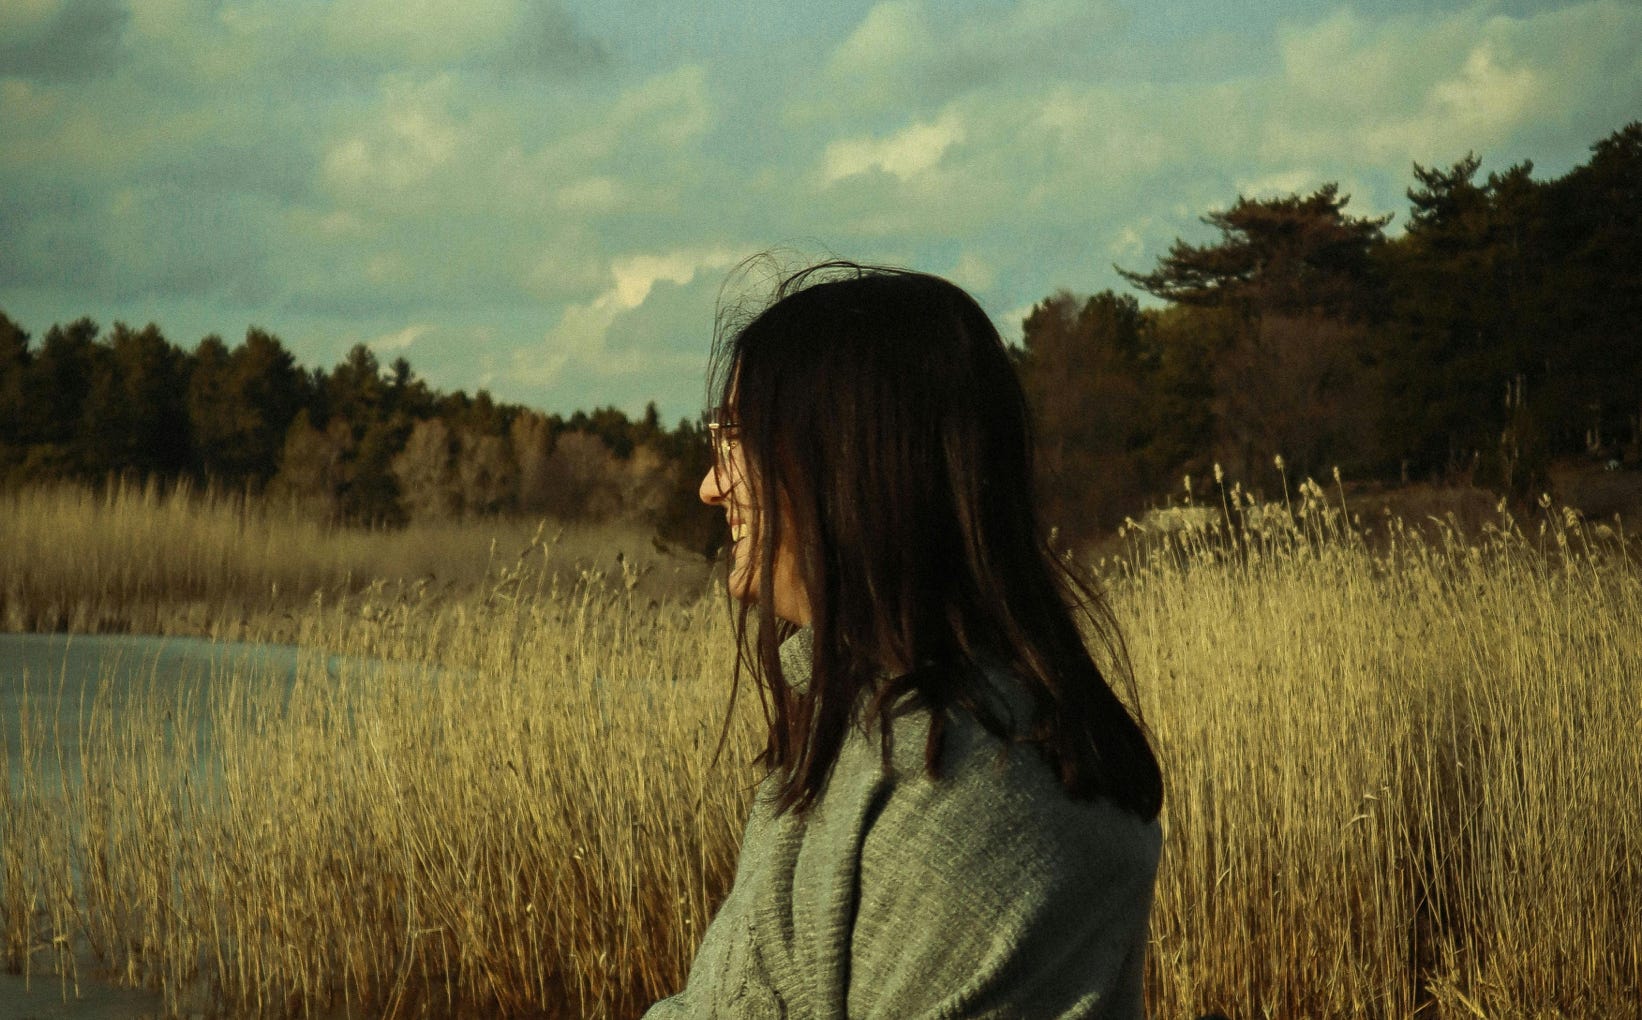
[646,262,1163,1019]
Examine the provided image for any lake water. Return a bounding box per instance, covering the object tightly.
[2,633,318,789]
[0,633,338,1020]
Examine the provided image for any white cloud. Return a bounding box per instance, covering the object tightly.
[949,250,995,292]
[555,176,625,214]
[1276,8,1412,115]
[830,0,933,80]
[325,0,514,62]
[5,0,1638,422]
[607,64,713,149]
[526,233,617,301]
[825,0,1126,103]
[1108,226,1145,261]
[364,252,409,285]
[318,210,365,238]
[823,110,965,184]
[997,302,1037,345]
[321,75,462,197]
[366,323,431,354]
[1258,1,1640,167]
[471,64,713,216]
[1427,39,1540,132]
[518,248,738,387]
[1236,168,1321,200]
[1021,83,1174,177]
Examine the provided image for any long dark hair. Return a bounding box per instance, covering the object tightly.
[711,259,1162,820]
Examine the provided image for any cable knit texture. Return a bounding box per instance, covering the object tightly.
[644,629,1161,1019]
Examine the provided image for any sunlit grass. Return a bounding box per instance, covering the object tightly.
[0,479,709,639]
[2,478,1639,1017]
[5,568,755,1017]
[1122,476,1640,1018]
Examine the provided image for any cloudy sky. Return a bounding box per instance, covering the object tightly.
[3,0,1638,422]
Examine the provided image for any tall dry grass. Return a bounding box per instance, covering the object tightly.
[0,479,710,638]
[2,475,1639,1017]
[1123,476,1640,1017]
[4,562,757,1017]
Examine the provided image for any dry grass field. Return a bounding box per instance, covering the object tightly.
[2,478,1639,1017]
[0,479,711,639]
[1123,478,1640,1018]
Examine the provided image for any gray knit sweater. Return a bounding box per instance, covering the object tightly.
[644,631,1161,1019]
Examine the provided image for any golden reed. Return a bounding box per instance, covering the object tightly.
[2,478,1638,1017]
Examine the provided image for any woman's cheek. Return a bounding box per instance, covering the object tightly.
[728,539,759,602]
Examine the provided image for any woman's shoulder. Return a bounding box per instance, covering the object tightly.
[844,662,1161,876]
[834,664,1161,1017]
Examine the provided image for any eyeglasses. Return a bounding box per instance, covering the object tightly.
[706,406,741,486]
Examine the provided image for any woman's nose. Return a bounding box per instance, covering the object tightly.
[699,464,725,506]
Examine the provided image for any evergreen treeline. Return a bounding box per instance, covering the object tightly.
[2,122,1636,549]
[1020,121,1642,542]
[0,320,715,551]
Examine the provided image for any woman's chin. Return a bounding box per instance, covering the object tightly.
[726,571,756,605]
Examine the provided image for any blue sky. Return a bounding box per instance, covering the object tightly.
[2,0,1638,422]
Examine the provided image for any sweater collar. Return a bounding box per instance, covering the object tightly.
[778,626,814,690]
